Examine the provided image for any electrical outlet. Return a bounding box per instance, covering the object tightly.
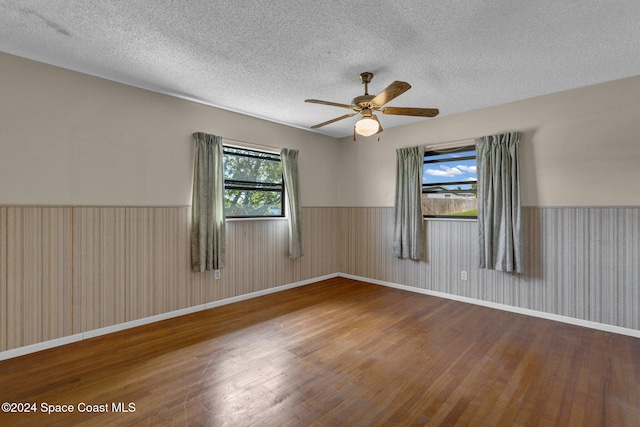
[461,271,468,281]
[214,270,221,280]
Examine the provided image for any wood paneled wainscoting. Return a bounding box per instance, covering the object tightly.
[1,277,639,426]
[339,206,640,332]
[3,205,639,357]
[0,206,341,354]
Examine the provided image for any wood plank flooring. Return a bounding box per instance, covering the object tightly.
[1,277,639,426]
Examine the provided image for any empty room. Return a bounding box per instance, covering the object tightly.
[1,1,639,426]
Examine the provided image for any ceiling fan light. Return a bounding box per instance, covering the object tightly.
[355,117,380,136]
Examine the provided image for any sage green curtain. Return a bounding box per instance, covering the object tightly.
[392,146,425,260]
[476,132,523,273]
[191,132,225,272]
[281,148,303,259]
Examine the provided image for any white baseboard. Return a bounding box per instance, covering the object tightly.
[339,273,640,339]
[0,273,339,361]
[3,271,637,361]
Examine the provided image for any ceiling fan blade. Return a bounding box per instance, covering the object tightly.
[381,107,440,117]
[371,81,411,107]
[305,99,353,109]
[310,113,357,128]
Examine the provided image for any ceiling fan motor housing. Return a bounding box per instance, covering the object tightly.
[352,94,376,110]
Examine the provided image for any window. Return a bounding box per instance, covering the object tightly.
[422,145,477,219]
[223,146,284,218]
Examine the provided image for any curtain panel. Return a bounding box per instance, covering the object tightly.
[476,132,523,273]
[191,132,226,272]
[281,148,303,259]
[393,146,425,260]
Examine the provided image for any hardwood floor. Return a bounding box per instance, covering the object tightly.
[1,277,639,426]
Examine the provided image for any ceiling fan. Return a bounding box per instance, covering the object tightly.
[305,72,439,138]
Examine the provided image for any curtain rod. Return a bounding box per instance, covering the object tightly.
[424,138,476,151]
[222,137,281,154]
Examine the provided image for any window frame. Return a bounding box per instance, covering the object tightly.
[223,145,285,219]
[422,144,478,220]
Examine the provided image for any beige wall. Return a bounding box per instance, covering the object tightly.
[0,52,340,207]
[0,53,344,354]
[3,52,639,208]
[332,75,640,337]
[337,75,640,207]
[2,51,640,355]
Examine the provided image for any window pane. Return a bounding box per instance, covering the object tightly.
[423,158,477,185]
[423,145,477,218]
[423,183,476,193]
[423,150,476,161]
[223,148,283,183]
[421,193,477,217]
[224,189,283,217]
[223,146,284,218]
[223,146,281,161]
[225,181,283,191]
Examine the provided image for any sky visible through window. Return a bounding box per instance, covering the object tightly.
[422,148,478,217]
[423,150,477,191]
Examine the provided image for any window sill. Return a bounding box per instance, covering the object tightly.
[226,216,288,222]
[423,217,477,222]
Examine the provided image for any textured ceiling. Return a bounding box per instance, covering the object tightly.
[1,1,640,138]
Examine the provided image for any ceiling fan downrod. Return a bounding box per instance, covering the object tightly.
[359,72,373,95]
